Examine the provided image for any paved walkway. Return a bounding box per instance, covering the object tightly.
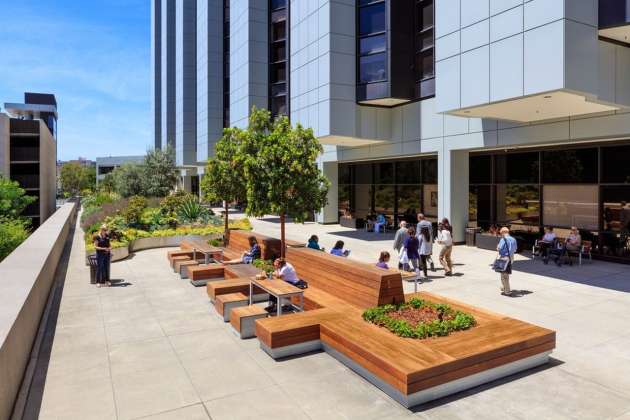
[21,213,630,420]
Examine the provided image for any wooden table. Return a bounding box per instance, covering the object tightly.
[187,239,223,264]
[249,277,304,317]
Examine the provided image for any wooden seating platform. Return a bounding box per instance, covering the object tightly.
[230,305,268,339]
[170,255,190,271]
[187,264,225,281]
[214,292,249,322]
[252,246,555,407]
[175,260,199,278]
[221,230,281,262]
[206,278,268,303]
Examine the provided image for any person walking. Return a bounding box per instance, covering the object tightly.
[418,226,433,279]
[437,222,453,276]
[392,221,409,268]
[402,227,420,272]
[497,227,517,296]
[93,224,112,288]
[416,213,435,271]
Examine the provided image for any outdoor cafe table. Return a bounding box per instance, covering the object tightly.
[187,239,223,264]
[249,277,304,317]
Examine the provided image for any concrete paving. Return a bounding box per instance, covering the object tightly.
[21,213,630,420]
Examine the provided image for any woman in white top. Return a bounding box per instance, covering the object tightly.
[417,226,433,279]
[437,222,453,276]
[540,226,557,264]
[266,258,300,313]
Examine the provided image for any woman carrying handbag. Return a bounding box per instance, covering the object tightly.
[494,227,517,296]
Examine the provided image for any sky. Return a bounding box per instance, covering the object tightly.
[0,0,152,161]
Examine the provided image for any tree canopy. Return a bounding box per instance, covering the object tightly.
[144,147,178,197]
[60,162,95,196]
[0,176,37,220]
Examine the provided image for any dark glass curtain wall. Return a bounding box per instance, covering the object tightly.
[469,143,630,262]
[339,157,438,226]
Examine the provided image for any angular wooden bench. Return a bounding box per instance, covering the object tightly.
[219,230,281,262]
[253,247,556,407]
[187,264,225,281]
[170,255,191,271]
[214,292,249,322]
[207,278,268,303]
[230,305,268,339]
[176,260,199,278]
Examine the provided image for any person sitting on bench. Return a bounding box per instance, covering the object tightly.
[224,236,261,265]
[554,226,582,266]
[307,234,325,252]
[266,258,301,313]
[539,226,557,264]
[330,240,350,257]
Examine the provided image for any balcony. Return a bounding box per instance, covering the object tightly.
[599,0,630,43]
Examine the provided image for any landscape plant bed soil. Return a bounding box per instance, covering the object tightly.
[362,298,476,339]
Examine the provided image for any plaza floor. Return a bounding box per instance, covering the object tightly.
[20,213,630,420]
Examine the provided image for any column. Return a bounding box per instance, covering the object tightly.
[317,161,338,224]
[438,148,469,243]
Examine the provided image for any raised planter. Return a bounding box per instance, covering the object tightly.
[86,234,219,264]
[475,233,500,251]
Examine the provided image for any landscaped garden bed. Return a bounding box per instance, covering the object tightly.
[80,191,251,259]
[362,298,476,339]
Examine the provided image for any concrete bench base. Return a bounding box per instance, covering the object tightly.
[230,306,268,339]
[177,260,199,278]
[215,293,249,322]
[323,343,550,408]
[260,340,322,359]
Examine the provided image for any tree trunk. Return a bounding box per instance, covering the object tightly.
[280,212,286,259]
[224,201,229,246]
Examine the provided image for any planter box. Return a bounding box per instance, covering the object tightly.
[340,217,365,229]
[475,233,500,251]
[86,234,219,264]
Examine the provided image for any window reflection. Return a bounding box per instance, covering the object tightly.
[496,185,540,227]
[543,185,598,230]
[602,186,630,258]
[360,53,387,83]
[359,2,386,36]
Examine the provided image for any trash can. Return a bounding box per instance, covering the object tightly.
[87,254,98,284]
[465,227,481,247]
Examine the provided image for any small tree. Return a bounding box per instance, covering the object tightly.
[201,128,247,243]
[242,108,330,257]
[112,163,146,197]
[144,147,177,197]
[98,173,116,193]
[0,176,36,220]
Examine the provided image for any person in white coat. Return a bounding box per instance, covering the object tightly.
[417,226,433,279]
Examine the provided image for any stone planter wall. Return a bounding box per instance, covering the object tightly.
[86,234,219,263]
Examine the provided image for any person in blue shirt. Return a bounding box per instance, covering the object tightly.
[330,240,350,257]
[224,236,261,265]
[497,227,517,296]
[374,213,387,233]
[307,235,324,252]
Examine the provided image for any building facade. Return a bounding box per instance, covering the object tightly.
[153,0,630,263]
[1,93,58,227]
[95,155,145,184]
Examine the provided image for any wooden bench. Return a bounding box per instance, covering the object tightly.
[230,305,268,339]
[252,246,556,407]
[187,264,225,281]
[176,260,199,278]
[206,278,268,303]
[214,292,249,322]
[170,255,191,271]
[221,230,281,262]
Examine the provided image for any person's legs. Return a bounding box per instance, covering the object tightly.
[501,272,511,294]
[444,246,453,274]
[420,255,428,277]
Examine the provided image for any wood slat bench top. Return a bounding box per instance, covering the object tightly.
[216,292,248,304]
[207,278,265,300]
[230,305,269,333]
[187,264,225,280]
[251,278,304,297]
[182,239,221,254]
[215,292,249,319]
[224,264,260,279]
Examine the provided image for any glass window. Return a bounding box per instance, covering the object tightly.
[602,145,630,184]
[469,185,492,227]
[271,82,286,97]
[422,159,437,184]
[496,185,540,226]
[338,185,352,216]
[415,50,434,81]
[495,152,539,184]
[543,185,598,230]
[360,34,386,56]
[416,30,434,52]
[359,53,387,83]
[374,162,394,184]
[271,42,287,62]
[354,163,372,184]
[418,1,433,30]
[398,185,422,222]
[272,21,286,41]
[396,160,421,184]
[270,0,286,10]
[359,2,386,36]
[601,186,630,258]
[470,155,492,184]
[374,185,395,218]
[339,164,352,184]
[271,96,287,116]
[270,62,286,83]
[542,149,598,184]
[354,184,374,218]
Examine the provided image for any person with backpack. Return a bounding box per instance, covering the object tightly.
[402,227,420,272]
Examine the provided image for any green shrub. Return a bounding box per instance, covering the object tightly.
[122,196,147,226]
[362,298,476,340]
[177,196,208,224]
[0,218,30,262]
[253,259,274,274]
[159,191,190,218]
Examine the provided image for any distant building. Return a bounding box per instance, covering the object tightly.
[0,93,58,228]
[95,155,145,184]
